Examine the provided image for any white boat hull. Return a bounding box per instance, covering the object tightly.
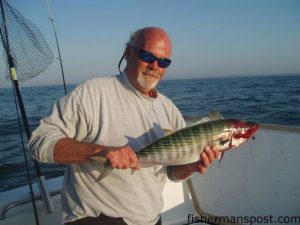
[1,124,299,225]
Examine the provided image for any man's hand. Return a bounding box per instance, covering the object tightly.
[99,146,141,170]
[188,145,220,174]
[171,145,220,180]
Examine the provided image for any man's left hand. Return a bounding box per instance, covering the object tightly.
[187,145,220,174]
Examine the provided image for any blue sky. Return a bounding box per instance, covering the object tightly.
[0,0,299,87]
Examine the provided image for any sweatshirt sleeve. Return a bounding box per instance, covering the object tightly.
[28,86,89,163]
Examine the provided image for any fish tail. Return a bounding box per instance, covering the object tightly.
[90,155,113,182]
[95,167,113,182]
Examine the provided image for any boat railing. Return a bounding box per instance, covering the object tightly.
[183,121,300,225]
[36,176,54,214]
[186,179,242,225]
[0,190,60,220]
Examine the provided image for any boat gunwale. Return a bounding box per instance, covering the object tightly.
[183,116,300,133]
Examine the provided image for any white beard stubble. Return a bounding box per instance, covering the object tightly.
[137,71,160,90]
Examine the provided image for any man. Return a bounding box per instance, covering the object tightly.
[29,27,220,225]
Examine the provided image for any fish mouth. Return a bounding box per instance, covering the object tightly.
[230,120,260,140]
[242,123,260,139]
[252,124,260,133]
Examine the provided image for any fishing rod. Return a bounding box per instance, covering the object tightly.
[44,0,67,95]
[0,0,54,223]
[0,2,40,225]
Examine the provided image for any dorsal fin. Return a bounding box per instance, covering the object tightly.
[192,111,224,125]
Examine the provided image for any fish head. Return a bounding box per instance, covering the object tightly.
[215,119,259,151]
[228,119,260,148]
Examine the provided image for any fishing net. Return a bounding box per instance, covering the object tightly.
[0,0,54,82]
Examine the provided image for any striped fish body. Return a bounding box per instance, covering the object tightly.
[137,119,252,166]
[92,112,259,181]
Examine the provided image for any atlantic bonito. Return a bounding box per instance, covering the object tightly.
[91,111,259,180]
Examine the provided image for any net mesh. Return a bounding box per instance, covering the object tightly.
[0,0,54,82]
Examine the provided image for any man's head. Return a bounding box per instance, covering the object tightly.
[123,27,172,96]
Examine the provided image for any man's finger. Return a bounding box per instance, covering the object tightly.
[200,151,209,168]
[127,149,141,170]
[204,146,215,162]
[198,164,207,174]
[106,150,118,168]
[120,148,130,169]
[212,146,220,158]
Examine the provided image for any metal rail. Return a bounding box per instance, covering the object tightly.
[0,190,60,220]
[186,179,242,225]
[184,116,300,133]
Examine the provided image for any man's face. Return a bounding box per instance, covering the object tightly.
[125,33,172,95]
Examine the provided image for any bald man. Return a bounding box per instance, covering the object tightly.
[29,27,220,225]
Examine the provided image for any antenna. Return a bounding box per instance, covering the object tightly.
[44,0,67,94]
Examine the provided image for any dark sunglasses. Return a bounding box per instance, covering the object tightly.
[128,45,171,68]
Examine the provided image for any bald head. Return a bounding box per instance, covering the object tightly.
[128,27,172,56]
[124,27,172,97]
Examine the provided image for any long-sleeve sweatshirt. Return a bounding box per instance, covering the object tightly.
[29,73,186,225]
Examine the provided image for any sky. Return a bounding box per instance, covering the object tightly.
[0,0,299,87]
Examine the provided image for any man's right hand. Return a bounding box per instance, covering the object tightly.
[94,146,141,170]
[53,137,141,170]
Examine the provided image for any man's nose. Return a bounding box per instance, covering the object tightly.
[148,59,159,70]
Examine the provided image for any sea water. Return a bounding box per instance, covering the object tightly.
[0,75,299,192]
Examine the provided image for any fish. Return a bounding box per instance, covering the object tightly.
[91,111,259,181]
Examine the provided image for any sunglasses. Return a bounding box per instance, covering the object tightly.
[128,45,171,68]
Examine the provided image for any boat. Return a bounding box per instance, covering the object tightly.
[1,119,299,225]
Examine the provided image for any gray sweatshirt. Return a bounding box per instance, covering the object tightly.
[29,73,186,225]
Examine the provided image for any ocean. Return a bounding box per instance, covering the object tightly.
[0,75,299,192]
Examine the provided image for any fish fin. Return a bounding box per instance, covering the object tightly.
[192,111,224,125]
[95,167,113,182]
[131,168,137,176]
[163,129,173,136]
[90,155,113,182]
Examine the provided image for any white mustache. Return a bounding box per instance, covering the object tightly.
[142,70,160,78]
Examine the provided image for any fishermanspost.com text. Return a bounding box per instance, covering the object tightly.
[187,213,300,224]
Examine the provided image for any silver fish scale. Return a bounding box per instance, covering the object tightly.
[137,120,231,165]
